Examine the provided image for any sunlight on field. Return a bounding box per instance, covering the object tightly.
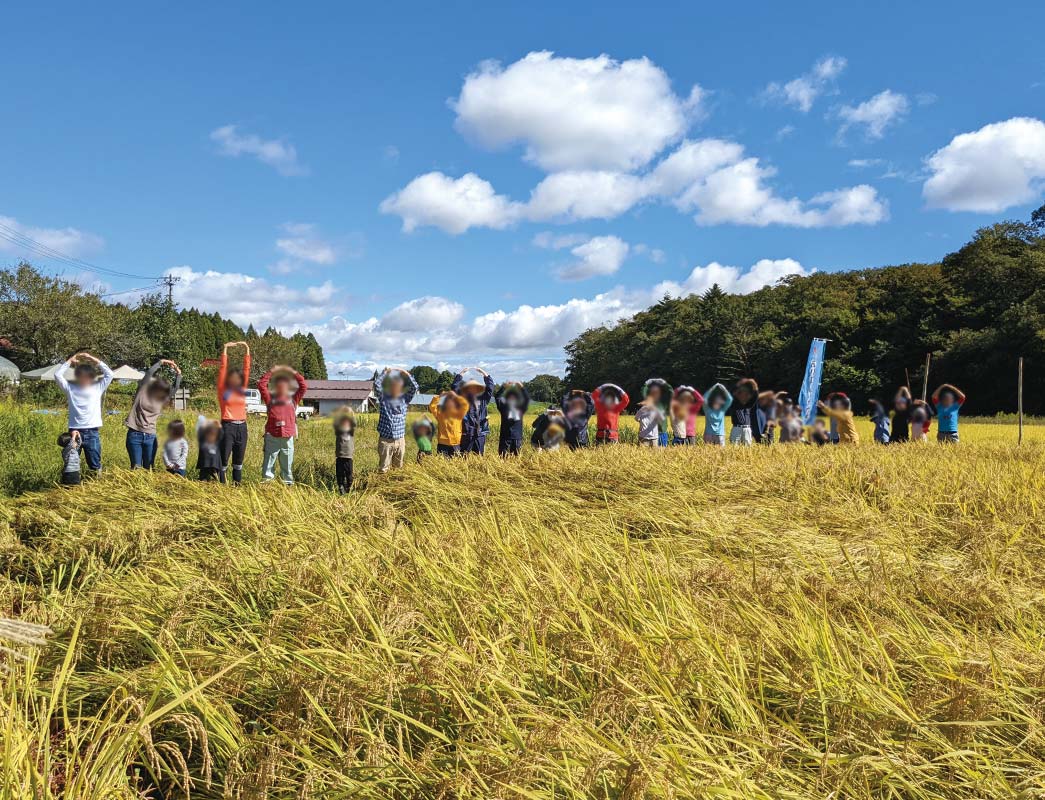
[2,417,1044,797]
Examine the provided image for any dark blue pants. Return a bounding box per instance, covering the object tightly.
[71,427,102,471]
[499,436,522,456]
[462,433,487,455]
[126,429,158,469]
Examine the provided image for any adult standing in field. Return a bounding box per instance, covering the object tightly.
[125,359,181,469]
[54,352,114,473]
[452,367,495,455]
[376,367,418,472]
[561,388,595,449]
[592,383,629,444]
[217,341,251,485]
[495,381,530,456]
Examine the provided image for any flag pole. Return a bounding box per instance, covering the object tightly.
[1018,357,1024,446]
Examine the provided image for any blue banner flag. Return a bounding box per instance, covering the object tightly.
[798,338,827,425]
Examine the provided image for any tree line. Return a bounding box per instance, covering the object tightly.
[0,263,328,389]
[564,211,1045,416]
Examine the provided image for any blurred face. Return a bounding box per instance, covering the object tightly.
[894,393,908,410]
[735,387,752,404]
[74,365,94,388]
[567,397,587,416]
[602,389,620,405]
[646,385,662,404]
[147,381,169,403]
[337,418,353,432]
[204,426,220,444]
[709,396,724,411]
[462,383,483,399]
[226,370,244,391]
[384,375,403,398]
[272,376,292,399]
[830,397,844,410]
[940,390,956,406]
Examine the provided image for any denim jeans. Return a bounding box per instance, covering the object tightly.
[71,427,102,471]
[126,429,158,469]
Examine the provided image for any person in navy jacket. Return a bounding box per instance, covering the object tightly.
[452,367,495,455]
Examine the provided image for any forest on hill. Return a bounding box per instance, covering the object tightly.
[565,210,1045,416]
[0,263,327,389]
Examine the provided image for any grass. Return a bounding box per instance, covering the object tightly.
[1,400,1045,797]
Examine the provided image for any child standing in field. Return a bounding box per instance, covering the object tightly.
[376,367,418,473]
[931,383,966,443]
[669,396,689,445]
[58,430,81,486]
[495,382,529,456]
[818,395,860,445]
[592,383,630,444]
[54,352,114,474]
[125,359,181,469]
[196,416,223,481]
[869,399,891,444]
[217,341,251,485]
[673,385,704,445]
[452,367,495,455]
[910,399,932,442]
[412,417,434,463]
[332,406,355,494]
[635,398,664,447]
[755,390,778,444]
[162,419,189,476]
[561,389,595,449]
[531,407,569,451]
[729,378,758,446]
[702,383,733,446]
[259,366,307,485]
[891,387,913,443]
[429,390,469,457]
[824,392,850,444]
[642,378,672,446]
[810,419,831,446]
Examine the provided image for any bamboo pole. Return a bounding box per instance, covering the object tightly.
[1018,357,1024,446]
[921,353,931,402]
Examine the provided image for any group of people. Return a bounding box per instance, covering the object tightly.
[52,346,969,490]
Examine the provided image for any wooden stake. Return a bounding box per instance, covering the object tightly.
[905,368,911,390]
[921,353,931,402]
[1018,357,1024,446]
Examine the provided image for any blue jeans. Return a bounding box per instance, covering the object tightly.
[125,429,158,469]
[71,427,102,471]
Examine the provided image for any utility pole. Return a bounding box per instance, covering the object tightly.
[160,275,181,306]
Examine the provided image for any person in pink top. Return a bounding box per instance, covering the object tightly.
[674,385,705,445]
[259,366,307,484]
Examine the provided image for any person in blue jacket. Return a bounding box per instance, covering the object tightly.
[452,367,495,455]
[496,381,530,456]
[561,389,595,449]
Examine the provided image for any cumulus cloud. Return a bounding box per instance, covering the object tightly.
[838,90,909,139]
[275,223,337,265]
[379,172,522,233]
[653,258,809,297]
[380,296,465,331]
[452,51,703,172]
[556,235,630,281]
[762,56,847,112]
[0,214,105,259]
[922,117,1045,212]
[210,125,307,176]
[526,171,649,221]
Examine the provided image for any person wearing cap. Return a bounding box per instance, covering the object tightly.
[451,367,495,455]
[496,381,530,456]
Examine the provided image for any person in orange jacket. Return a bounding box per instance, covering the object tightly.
[429,391,469,457]
[217,341,251,484]
[592,383,630,444]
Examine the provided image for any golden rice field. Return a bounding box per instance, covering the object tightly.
[2,404,1045,798]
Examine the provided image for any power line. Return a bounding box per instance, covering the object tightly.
[0,221,157,281]
[99,284,162,298]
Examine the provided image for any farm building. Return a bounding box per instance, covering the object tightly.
[303,379,376,415]
[410,393,435,408]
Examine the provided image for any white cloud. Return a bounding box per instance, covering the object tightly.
[848,158,885,168]
[762,56,847,113]
[0,215,105,259]
[275,223,337,265]
[210,125,307,176]
[838,90,909,139]
[653,258,809,297]
[532,231,590,250]
[379,172,522,233]
[380,296,465,331]
[165,266,339,330]
[452,51,703,172]
[922,117,1045,212]
[557,235,630,281]
[526,171,649,221]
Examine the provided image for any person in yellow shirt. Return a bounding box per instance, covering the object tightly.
[817,396,860,445]
[428,391,469,457]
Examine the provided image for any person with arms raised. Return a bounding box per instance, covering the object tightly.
[54,352,114,474]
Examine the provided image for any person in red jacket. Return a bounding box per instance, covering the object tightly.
[259,366,307,485]
[217,341,251,485]
[592,383,630,444]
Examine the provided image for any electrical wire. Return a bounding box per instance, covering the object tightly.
[0,221,157,281]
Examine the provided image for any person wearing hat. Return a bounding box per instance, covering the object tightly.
[496,381,530,456]
[428,390,469,457]
[560,389,595,449]
[412,417,435,463]
[592,383,630,444]
[451,367,495,455]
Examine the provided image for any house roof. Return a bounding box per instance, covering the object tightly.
[304,379,375,402]
[410,393,436,406]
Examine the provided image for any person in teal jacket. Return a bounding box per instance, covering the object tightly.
[702,383,733,446]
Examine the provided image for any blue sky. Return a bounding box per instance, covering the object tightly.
[3,1,1044,379]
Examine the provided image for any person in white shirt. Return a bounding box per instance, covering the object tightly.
[54,352,114,472]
